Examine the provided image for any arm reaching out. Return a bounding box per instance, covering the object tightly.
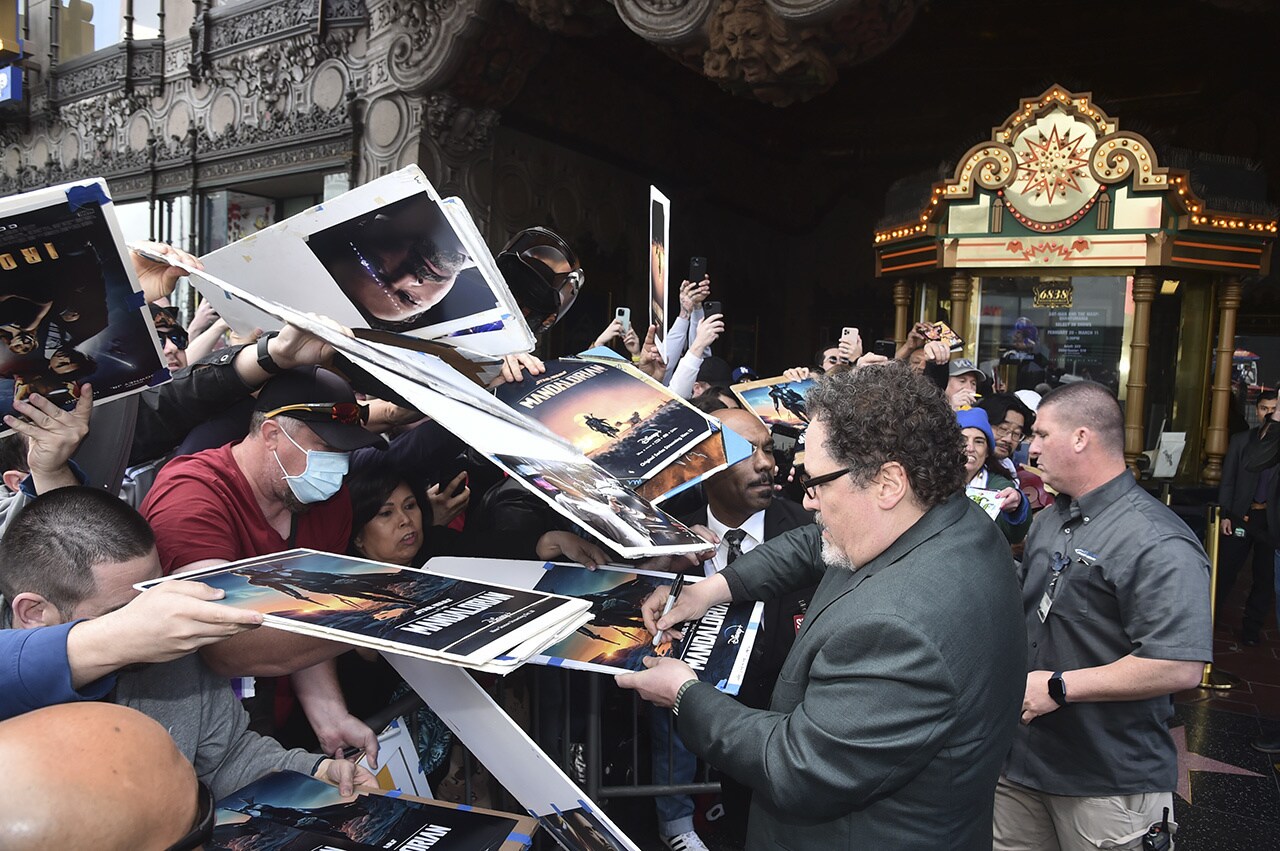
[65,581,263,688]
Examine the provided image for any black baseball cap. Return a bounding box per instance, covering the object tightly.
[254,366,385,452]
[697,356,732,386]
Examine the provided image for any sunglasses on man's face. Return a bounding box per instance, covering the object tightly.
[157,328,189,350]
[262,402,369,425]
[164,779,214,851]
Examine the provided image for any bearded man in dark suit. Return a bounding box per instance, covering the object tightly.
[620,363,1026,850]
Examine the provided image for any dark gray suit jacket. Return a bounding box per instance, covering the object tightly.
[1219,426,1264,523]
[681,497,813,709]
[676,494,1026,850]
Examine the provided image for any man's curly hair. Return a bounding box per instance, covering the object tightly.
[806,361,967,508]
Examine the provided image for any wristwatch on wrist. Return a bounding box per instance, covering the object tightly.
[256,331,283,375]
[1048,671,1068,707]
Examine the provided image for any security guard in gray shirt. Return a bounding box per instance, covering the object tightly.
[994,380,1212,851]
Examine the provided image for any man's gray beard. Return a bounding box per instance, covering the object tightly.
[814,512,854,571]
[820,537,854,571]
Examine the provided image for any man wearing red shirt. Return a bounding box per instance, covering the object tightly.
[142,365,385,762]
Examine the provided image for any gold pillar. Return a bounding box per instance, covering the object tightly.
[1202,277,1243,484]
[1123,269,1157,474]
[948,272,972,343]
[893,279,912,347]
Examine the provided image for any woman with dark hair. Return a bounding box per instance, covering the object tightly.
[957,407,1029,545]
[340,461,470,790]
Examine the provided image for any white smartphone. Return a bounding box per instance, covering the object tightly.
[616,307,631,334]
[841,326,858,341]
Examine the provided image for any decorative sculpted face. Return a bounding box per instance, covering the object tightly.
[722,7,770,83]
[702,0,839,107]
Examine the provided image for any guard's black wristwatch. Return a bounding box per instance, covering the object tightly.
[1048,671,1068,707]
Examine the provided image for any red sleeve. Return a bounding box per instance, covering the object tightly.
[142,472,244,574]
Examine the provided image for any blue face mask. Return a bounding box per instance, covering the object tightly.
[273,425,349,504]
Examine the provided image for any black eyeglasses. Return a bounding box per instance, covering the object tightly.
[798,467,851,500]
[165,779,214,851]
[263,402,369,425]
[993,422,1025,441]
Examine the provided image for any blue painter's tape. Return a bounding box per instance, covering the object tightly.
[541,561,555,570]
[457,804,473,811]
[126,290,146,309]
[384,789,402,797]
[148,368,171,386]
[65,183,111,211]
[547,657,565,667]
[496,655,513,661]
[507,831,533,846]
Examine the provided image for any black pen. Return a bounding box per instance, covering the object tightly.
[653,574,686,647]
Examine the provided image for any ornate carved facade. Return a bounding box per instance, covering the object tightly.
[0,0,920,228]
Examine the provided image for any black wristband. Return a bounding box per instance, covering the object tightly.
[257,331,283,375]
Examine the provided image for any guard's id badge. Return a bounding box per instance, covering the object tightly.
[1037,591,1053,622]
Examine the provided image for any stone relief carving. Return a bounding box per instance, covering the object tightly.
[58,91,147,153]
[212,33,353,114]
[424,91,500,155]
[702,0,835,107]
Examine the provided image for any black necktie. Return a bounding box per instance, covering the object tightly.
[724,529,747,565]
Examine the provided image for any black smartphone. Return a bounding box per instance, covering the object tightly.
[873,339,897,358]
[689,256,707,282]
[704,300,723,317]
[433,456,470,497]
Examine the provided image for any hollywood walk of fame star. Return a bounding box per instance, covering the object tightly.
[1173,725,1264,803]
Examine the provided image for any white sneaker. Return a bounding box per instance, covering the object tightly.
[661,831,711,851]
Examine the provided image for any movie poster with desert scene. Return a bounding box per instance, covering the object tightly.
[495,358,711,483]
[141,549,589,666]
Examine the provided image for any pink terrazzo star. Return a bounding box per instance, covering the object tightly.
[1173,725,1264,803]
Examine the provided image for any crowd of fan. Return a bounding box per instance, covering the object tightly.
[0,238,1221,851]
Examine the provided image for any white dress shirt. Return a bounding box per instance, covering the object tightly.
[704,507,766,576]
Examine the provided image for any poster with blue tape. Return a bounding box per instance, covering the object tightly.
[0,178,168,436]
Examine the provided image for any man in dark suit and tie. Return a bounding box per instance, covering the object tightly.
[620,363,1026,849]
[1217,389,1278,645]
[650,407,812,851]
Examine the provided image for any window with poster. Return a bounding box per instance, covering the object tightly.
[974,275,1132,396]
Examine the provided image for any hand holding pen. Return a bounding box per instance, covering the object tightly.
[652,574,686,647]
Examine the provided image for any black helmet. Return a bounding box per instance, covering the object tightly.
[497,227,583,335]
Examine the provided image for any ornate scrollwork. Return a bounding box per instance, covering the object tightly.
[1089,131,1168,190]
[212,34,353,113]
[58,91,148,153]
[944,142,1017,199]
[614,0,718,45]
[208,0,322,53]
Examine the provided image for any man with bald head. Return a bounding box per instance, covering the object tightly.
[0,702,204,850]
[994,380,1212,850]
[651,407,813,851]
